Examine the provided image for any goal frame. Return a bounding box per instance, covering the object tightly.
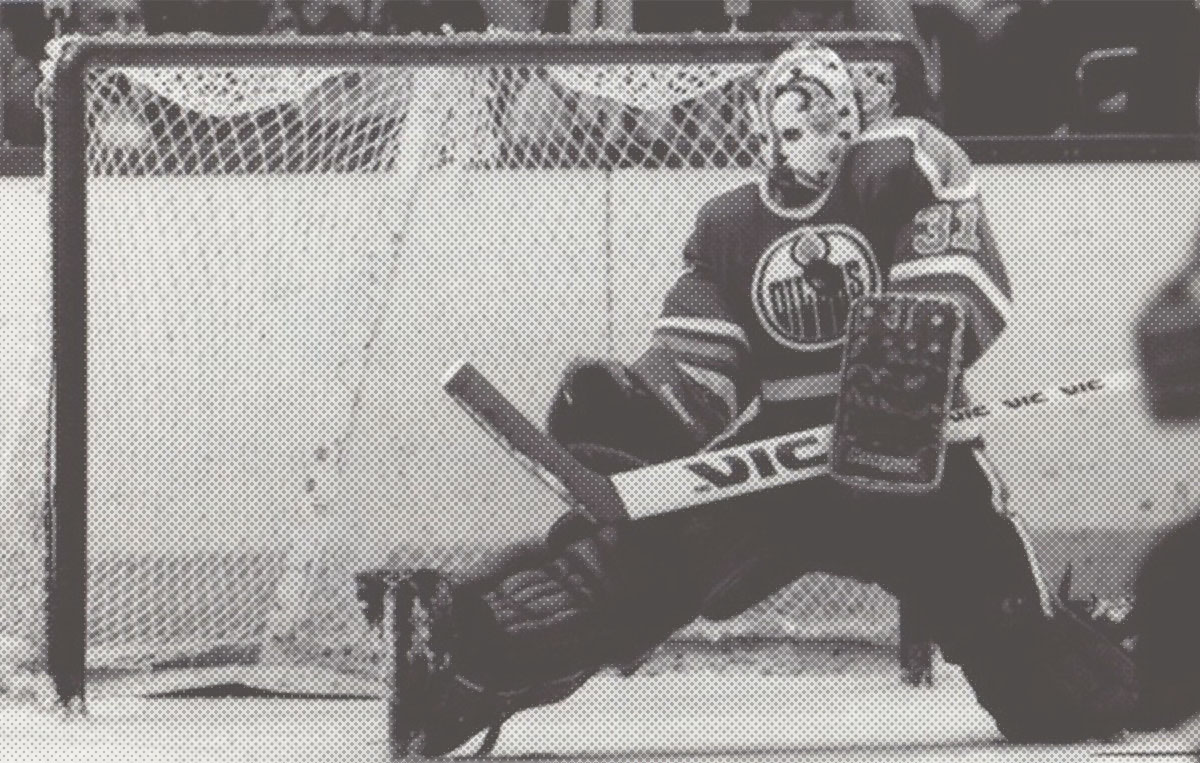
[41,31,926,710]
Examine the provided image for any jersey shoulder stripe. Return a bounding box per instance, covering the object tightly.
[655,317,750,350]
[655,329,744,368]
[855,116,976,201]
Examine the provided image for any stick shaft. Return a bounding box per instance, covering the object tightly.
[614,370,1137,518]
[445,363,1138,523]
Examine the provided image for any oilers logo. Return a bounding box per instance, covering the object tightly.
[752,225,880,350]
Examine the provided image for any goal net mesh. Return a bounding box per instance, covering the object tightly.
[1,34,922,699]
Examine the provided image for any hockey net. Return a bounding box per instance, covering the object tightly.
[1,33,925,702]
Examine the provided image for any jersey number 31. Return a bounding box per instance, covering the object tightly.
[912,200,981,256]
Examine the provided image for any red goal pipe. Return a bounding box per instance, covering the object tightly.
[46,40,90,712]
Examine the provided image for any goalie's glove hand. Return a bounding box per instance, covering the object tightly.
[546,359,699,464]
[1137,269,1200,421]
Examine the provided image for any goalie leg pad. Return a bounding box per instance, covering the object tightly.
[955,601,1139,743]
[881,449,1139,742]
[357,520,684,756]
[926,508,1140,745]
[479,525,621,645]
[1128,514,1200,731]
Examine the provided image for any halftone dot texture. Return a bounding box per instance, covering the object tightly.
[0,31,1197,757]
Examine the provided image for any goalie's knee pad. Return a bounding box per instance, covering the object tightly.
[954,597,1139,743]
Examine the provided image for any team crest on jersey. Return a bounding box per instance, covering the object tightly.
[752,225,880,350]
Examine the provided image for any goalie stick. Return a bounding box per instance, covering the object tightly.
[444,363,1139,522]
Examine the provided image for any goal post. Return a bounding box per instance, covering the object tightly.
[20,31,928,710]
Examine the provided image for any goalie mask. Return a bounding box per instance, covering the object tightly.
[760,45,862,213]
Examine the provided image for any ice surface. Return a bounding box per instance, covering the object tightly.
[1,666,1195,762]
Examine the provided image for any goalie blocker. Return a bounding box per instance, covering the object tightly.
[830,294,965,493]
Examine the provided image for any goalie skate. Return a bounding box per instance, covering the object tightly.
[830,295,965,494]
[356,569,507,759]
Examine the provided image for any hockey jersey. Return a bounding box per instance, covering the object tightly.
[651,117,1013,442]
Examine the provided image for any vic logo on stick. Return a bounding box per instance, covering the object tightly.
[684,435,825,491]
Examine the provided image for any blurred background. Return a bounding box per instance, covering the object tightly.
[1,0,1198,147]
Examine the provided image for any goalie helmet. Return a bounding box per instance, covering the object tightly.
[759,44,863,212]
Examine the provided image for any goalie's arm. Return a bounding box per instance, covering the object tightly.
[878,118,1014,367]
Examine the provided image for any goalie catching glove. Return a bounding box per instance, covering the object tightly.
[546,347,733,466]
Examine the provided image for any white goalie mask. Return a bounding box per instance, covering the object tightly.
[760,45,862,203]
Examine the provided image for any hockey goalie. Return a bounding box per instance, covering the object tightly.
[360,44,1140,755]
